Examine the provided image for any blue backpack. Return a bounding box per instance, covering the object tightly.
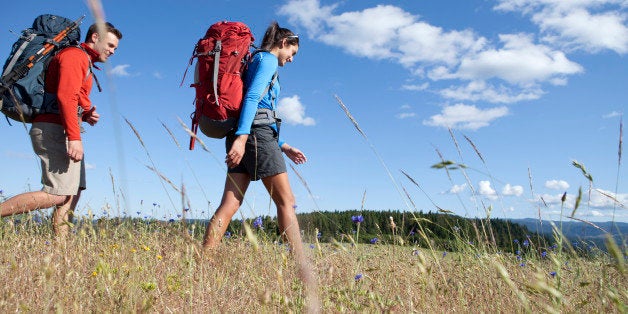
[0,14,83,123]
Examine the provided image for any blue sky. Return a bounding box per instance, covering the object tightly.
[1,0,626,223]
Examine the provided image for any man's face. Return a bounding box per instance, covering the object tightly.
[92,32,119,63]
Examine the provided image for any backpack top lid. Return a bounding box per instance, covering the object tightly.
[204,21,253,41]
[1,15,81,74]
[31,14,81,43]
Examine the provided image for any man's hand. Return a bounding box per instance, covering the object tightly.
[83,106,100,126]
[67,140,84,162]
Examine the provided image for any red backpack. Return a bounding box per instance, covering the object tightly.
[184,21,254,150]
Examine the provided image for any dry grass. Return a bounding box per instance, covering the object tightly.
[0,218,625,313]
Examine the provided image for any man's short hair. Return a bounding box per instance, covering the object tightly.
[85,22,123,42]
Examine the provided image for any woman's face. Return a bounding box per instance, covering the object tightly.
[277,43,299,67]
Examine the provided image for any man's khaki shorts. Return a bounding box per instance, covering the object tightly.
[30,122,86,195]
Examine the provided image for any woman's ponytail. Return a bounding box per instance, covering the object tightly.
[260,21,299,51]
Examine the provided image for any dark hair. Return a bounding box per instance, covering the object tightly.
[260,21,299,51]
[85,22,123,42]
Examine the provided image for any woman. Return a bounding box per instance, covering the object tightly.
[202,21,306,257]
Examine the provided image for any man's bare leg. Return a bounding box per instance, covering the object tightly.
[0,191,68,217]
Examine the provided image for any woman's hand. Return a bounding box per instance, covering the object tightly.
[226,135,248,168]
[282,143,307,164]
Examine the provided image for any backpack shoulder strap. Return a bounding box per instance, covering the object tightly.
[260,70,278,109]
[75,45,102,92]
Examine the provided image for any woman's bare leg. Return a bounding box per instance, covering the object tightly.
[262,172,304,257]
[263,172,320,311]
[202,173,250,249]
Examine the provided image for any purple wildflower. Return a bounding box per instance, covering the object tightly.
[352,215,364,223]
[355,273,363,281]
[442,251,447,257]
[541,251,547,258]
[225,231,231,238]
[370,237,378,244]
[253,216,263,229]
[550,271,557,278]
[523,239,530,247]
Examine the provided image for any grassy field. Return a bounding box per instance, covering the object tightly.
[0,218,625,313]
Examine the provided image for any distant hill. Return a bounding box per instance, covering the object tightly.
[510,218,627,248]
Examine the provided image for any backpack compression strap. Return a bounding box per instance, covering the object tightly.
[1,34,37,78]
[211,40,222,107]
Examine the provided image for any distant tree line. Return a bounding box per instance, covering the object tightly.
[224,210,550,253]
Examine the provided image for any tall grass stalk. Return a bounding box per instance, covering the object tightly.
[334,95,411,212]
[124,117,177,214]
[161,121,212,215]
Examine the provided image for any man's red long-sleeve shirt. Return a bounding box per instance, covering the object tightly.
[34,43,99,141]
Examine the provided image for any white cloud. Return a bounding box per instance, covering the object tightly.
[280,0,586,105]
[153,71,164,79]
[447,33,583,85]
[109,64,131,77]
[396,112,416,119]
[277,95,316,126]
[545,179,570,190]
[401,82,429,91]
[86,162,95,170]
[591,188,628,209]
[448,183,467,194]
[590,210,605,217]
[538,193,572,207]
[438,80,544,103]
[536,189,627,218]
[423,103,509,130]
[478,180,498,199]
[502,184,524,196]
[603,110,623,118]
[495,0,628,54]
[396,105,417,119]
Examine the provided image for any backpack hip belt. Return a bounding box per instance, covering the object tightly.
[252,108,277,126]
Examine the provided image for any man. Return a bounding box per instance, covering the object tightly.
[0,22,122,236]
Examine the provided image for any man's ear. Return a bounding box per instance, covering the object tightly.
[89,32,100,44]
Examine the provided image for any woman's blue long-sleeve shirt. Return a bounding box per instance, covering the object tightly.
[236,51,284,147]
